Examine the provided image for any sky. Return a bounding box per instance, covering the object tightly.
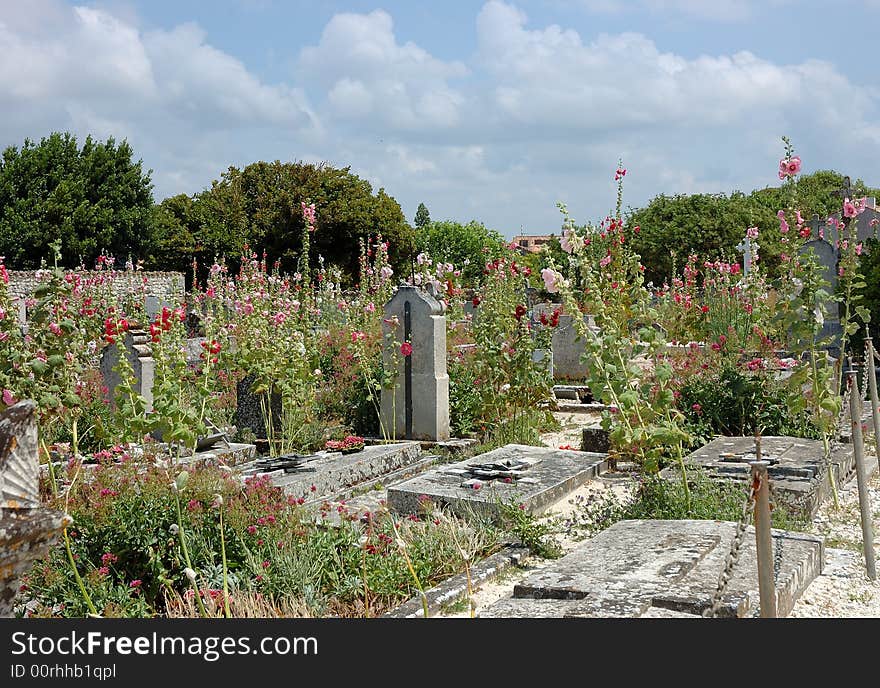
[1,0,879,238]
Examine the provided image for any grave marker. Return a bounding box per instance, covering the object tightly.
[380,285,450,441]
[99,329,156,411]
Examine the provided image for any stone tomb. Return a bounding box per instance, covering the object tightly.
[387,444,607,520]
[661,436,855,519]
[238,441,423,503]
[481,519,823,618]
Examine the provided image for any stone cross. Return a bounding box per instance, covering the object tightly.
[736,235,756,275]
[380,285,450,441]
[0,401,70,616]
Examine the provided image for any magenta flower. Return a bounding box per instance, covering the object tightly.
[129,579,142,588]
[2,389,14,405]
[400,342,413,357]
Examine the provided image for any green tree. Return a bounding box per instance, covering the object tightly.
[626,170,880,285]
[0,132,155,268]
[626,191,758,286]
[414,202,431,228]
[151,161,414,282]
[415,220,506,284]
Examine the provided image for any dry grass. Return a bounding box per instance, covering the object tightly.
[163,590,313,618]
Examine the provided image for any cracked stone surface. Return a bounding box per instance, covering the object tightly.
[480,519,823,618]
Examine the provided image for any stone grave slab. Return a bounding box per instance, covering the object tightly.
[661,436,855,519]
[181,441,257,467]
[480,519,823,618]
[387,444,607,520]
[238,441,422,502]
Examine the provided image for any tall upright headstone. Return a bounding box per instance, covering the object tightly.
[100,330,156,411]
[799,215,841,347]
[380,285,450,441]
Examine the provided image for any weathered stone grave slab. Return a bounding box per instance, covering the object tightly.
[239,441,423,502]
[387,444,607,520]
[481,519,823,618]
[661,436,854,519]
[179,441,257,467]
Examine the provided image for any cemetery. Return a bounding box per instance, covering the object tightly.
[3,147,880,621]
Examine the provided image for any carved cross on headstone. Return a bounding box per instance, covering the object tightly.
[736,235,756,275]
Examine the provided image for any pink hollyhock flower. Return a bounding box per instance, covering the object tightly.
[400,342,413,357]
[843,198,858,218]
[541,268,561,293]
[2,389,15,405]
[746,226,758,239]
[856,243,863,256]
[48,322,63,336]
[778,156,801,179]
[380,265,394,280]
[777,210,789,234]
[599,253,612,268]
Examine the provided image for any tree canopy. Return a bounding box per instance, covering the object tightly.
[0,132,155,269]
[150,160,414,282]
[626,170,880,284]
[415,219,506,283]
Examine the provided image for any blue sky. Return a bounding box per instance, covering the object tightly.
[2,0,879,238]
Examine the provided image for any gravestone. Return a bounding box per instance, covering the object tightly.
[145,295,174,321]
[100,329,156,411]
[0,401,71,616]
[798,227,841,346]
[380,285,450,441]
[480,519,823,618]
[234,375,281,440]
[532,304,599,380]
[387,443,607,520]
[660,435,854,518]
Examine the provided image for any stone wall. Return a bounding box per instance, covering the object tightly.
[6,270,184,302]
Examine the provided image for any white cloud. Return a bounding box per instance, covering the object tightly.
[0,0,877,239]
[298,9,468,129]
[0,0,317,197]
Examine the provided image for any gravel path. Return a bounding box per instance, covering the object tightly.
[789,469,880,617]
